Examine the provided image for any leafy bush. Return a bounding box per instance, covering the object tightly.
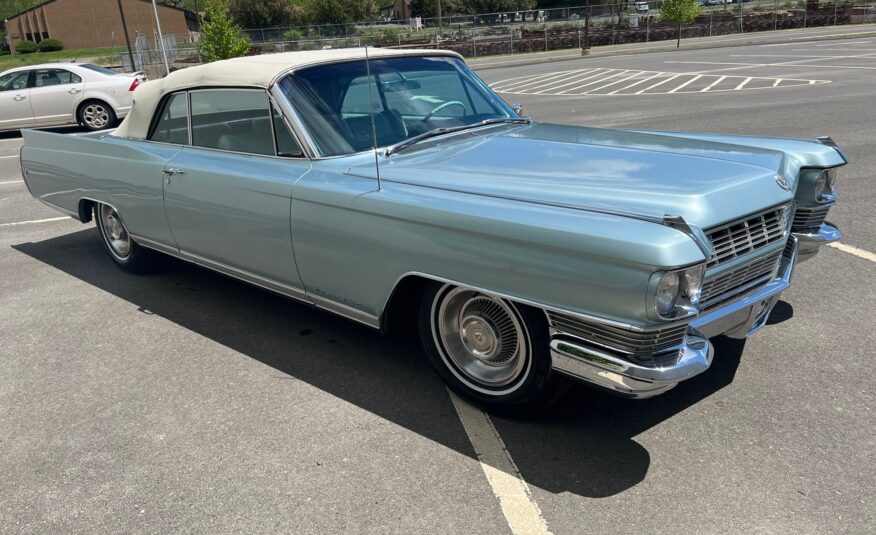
[15,40,37,54]
[37,38,63,51]
[199,0,251,62]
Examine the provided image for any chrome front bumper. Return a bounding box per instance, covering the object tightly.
[793,222,841,263]
[551,237,802,399]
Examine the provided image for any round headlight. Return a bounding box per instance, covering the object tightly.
[656,271,680,316]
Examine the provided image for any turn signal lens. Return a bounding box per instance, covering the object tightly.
[656,271,680,317]
[814,169,836,203]
[682,265,704,306]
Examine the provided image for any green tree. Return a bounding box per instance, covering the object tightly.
[198,0,251,62]
[227,0,303,28]
[411,0,465,19]
[301,0,377,25]
[464,0,537,14]
[660,0,701,48]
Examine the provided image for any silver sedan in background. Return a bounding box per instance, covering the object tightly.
[0,63,144,132]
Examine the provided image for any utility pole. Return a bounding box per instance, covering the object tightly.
[193,0,201,32]
[438,0,442,36]
[116,0,136,72]
[151,0,170,76]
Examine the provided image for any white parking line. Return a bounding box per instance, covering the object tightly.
[0,155,19,159]
[829,242,876,263]
[531,68,605,94]
[0,216,70,228]
[635,73,682,94]
[701,75,728,92]
[449,391,553,535]
[0,179,23,185]
[668,74,703,94]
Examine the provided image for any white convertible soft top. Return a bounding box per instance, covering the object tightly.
[114,48,462,139]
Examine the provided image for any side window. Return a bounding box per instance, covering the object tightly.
[272,106,303,157]
[0,71,30,92]
[149,92,189,145]
[190,89,274,156]
[33,69,82,87]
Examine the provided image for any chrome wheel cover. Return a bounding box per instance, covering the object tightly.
[82,104,110,129]
[98,204,131,260]
[432,286,530,394]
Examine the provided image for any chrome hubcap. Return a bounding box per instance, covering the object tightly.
[83,105,110,128]
[435,288,528,390]
[99,204,130,258]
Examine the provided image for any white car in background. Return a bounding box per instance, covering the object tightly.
[0,63,145,132]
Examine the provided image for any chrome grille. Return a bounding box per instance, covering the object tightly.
[792,205,831,231]
[700,250,782,308]
[706,205,789,267]
[548,312,687,358]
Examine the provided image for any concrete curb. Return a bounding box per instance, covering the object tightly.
[468,24,876,71]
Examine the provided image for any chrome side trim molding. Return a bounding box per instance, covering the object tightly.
[385,271,665,332]
[130,234,380,329]
[128,234,178,255]
[310,295,381,329]
[181,250,309,299]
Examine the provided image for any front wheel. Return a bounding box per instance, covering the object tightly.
[418,282,566,415]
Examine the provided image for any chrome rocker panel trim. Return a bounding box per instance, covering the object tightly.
[129,234,381,329]
[551,237,799,398]
[793,222,841,263]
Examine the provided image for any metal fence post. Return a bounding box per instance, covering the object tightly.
[510,23,514,55]
[544,21,548,51]
[709,10,713,36]
[774,0,778,30]
[834,2,838,26]
[803,2,807,27]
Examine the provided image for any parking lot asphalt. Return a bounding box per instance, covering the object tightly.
[1,40,874,534]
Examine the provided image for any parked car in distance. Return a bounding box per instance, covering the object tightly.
[21,49,845,414]
[0,63,144,132]
[635,2,650,13]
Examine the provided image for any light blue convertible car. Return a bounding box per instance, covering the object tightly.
[21,48,845,413]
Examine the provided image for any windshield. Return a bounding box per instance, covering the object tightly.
[79,64,121,76]
[277,56,516,157]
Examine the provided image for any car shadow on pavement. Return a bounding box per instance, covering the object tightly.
[14,229,749,499]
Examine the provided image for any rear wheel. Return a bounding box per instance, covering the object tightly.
[418,282,566,415]
[78,101,116,131]
[95,203,151,273]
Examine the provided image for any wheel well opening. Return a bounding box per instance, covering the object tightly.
[77,199,95,223]
[381,275,430,338]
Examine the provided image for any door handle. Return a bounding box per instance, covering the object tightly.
[163,168,184,184]
[68,88,81,94]
[13,95,26,101]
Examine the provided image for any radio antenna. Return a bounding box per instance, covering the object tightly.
[364,46,382,191]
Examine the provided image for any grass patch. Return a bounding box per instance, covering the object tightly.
[0,47,115,71]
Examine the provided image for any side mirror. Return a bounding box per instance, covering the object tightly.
[512,102,523,116]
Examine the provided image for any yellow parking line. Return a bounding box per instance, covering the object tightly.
[448,390,553,535]
[828,242,876,263]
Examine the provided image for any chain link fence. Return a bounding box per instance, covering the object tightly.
[243,1,876,58]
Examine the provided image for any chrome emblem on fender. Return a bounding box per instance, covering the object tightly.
[775,174,790,190]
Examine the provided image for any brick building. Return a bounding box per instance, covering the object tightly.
[4,0,197,50]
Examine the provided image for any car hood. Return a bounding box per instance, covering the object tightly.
[365,123,815,230]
